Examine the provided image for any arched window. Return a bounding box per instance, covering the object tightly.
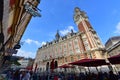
[46,62,49,71]
[54,61,58,68]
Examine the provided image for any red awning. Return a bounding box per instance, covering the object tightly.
[59,64,74,68]
[108,54,120,64]
[69,59,108,67]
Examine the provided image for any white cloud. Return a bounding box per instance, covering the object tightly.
[13,41,47,58]
[25,39,41,46]
[114,22,120,34]
[13,49,36,58]
[41,41,46,46]
[59,26,76,36]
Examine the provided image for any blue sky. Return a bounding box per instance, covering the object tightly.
[14,0,120,58]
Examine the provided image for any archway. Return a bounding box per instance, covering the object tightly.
[46,62,49,71]
[54,60,58,69]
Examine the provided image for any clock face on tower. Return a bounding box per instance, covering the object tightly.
[74,15,80,22]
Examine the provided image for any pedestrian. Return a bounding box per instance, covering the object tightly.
[109,71,118,80]
[20,70,30,80]
[6,70,13,80]
[54,74,58,80]
[32,72,37,80]
[13,70,20,80]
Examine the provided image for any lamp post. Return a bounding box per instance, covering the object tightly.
[24,1,41,17]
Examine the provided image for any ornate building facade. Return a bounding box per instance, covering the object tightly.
[34,7,106,72]
[0,0,40,71]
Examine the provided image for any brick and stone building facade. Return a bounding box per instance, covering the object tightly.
[33,7,106,72]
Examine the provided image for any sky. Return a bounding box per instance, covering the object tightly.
[14,0,120,58]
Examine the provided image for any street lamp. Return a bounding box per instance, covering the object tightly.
[24,1,41,17]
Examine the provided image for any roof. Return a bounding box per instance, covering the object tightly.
[107,41,120,52]
[105,36,120,46]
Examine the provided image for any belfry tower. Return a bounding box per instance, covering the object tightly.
[74,7,105,59]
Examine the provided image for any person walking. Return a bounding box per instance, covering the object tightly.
[6,71,13,80]
[20,70,30,80]
[109,71,118,80]
[13,70,20,80]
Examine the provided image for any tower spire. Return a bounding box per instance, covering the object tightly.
[74,7,88,25]
[74,7,104,59]
[55,30,60,40]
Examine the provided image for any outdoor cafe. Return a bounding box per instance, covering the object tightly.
[55,54,120,74]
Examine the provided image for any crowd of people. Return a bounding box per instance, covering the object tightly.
[1,69,120,80]
[5,69,31,80]
[34,71,120,80]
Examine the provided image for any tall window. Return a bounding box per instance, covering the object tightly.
[83,39,90,50]
[71,57,74,62]
[59,45,63,56]
[77,55,80,59]
[65,58,67,62]
[74,39,80,53]
[63,43,67,55]
[69,41,74,55]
